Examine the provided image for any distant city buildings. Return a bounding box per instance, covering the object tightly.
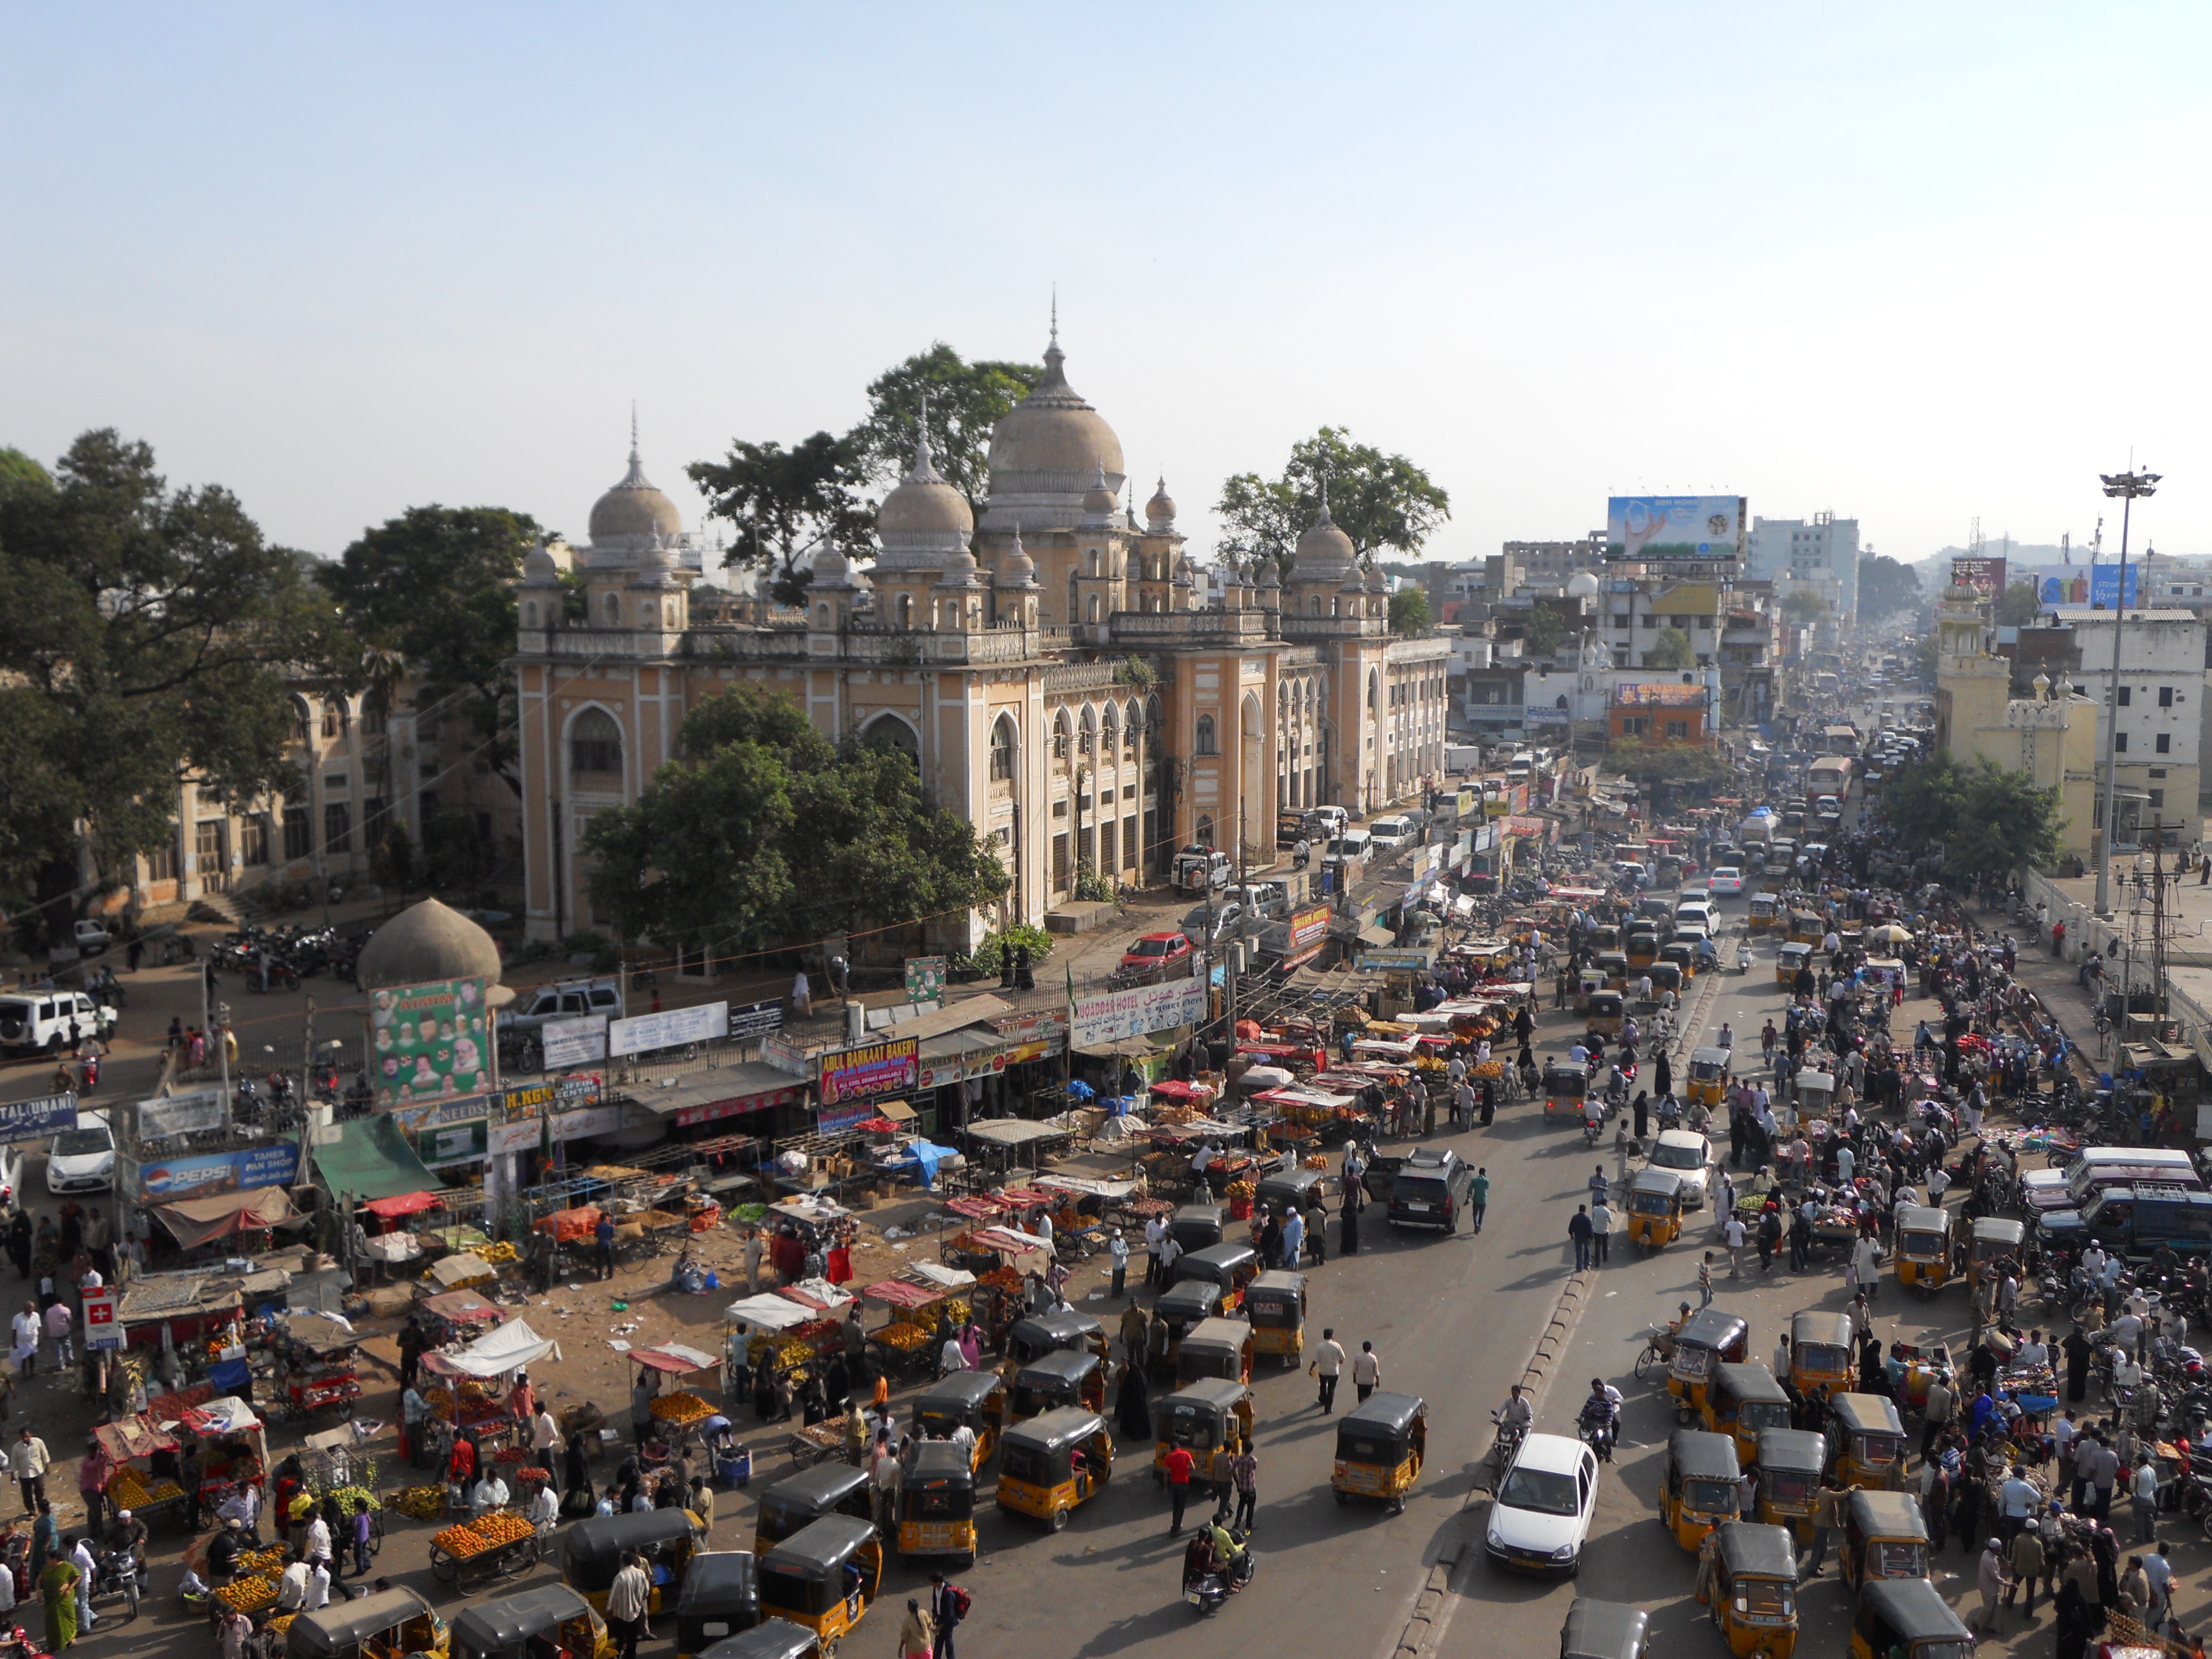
[1747,513,1860,616]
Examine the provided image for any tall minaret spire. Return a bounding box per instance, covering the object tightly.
[1050,284,1058,348]
[629,400,640,465]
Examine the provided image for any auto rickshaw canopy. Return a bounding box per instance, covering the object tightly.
[1717,1520,1798,1580]
[758,1516,880,1615]
[1791,1310,1853,1355]
[999,1406,1109,1461]
[1677,1307,1750,1358]
[1542,1061,1588,1096]
[1586,991,1624,1021]
[1893,1206,1949,1254]
[754,1465,871,1537]
[1334,1390,1427,1461]
[671,1553,760,1627]
[1668,1428,1743,1486]
[1244,1269,1306,1324]
[699,1624,821,1659]
[1777,942,1812,970]
[564,1506,709,1589]
[1006,1310,1105,1365]
[1846,1488,1928,1543]
[912,1370,1003,1434]
[1627,1167,1685,1214]
[1970,1217,2026,1256]
[288,1588,440,1659]
[1857,1577,1973,1647]
[1152,1279,1224,1331]
[1559,1598,1650,1659]
[1255,1167,1328,1212]
[1756,1428,1829,1478]
[1013,1347,1100,1400]
[1830,1392,1905,1440]
[1169,1204,1224,1250]
[1712,1363,1790,1414]
[1688,1048,1730,1081]
[902,1439,976,1509]
[1645,963,1684,993]
[1156,1379,1251,1447]
[450,1586,598,1659]
[1175,1240,1260,1289]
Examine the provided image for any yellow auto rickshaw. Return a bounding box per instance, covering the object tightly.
[1175,1317,1255,1386]
[451,1587,608,1659]
[289,1588,450,1659]
[1787,1311,1855,1399]
[754,1517,881,1654]
[895,1440,978,1566]
[1331,1390,1426,1515]
[1561,1600,1650,1659]
[1754,1429,1828,1538]
[1627,928,1661,970]
[1645,962,1685,1001]
[1542,1058,1588,1117]
[1787,910,1824,946]
[1687,1048,1730,1111]
[1891,1206,1951,1294]
[1244,1269,1307,1365]
[1594,951,1630,990]
[1146,1280,1225,1380]
[1151,1378,1253,1491]
[995,1407,1114,1531]
[1575,968,1611,1013]
[911,1371,1005,1472]
[1009,1348,1107,1421]
[1669,1308,1751,1421]
[1586,992,1625,1039]
[564,1508,711,1616]
[1660,941,1698,982]
[1827,1394,1907,1491]
[1839,1489,1930,1593]
[1625,1167,1686,1253]
[1747,894,1779,933]
[1794,1071,1835,1123]
[1660,1429,1743,1551]
[1707,1521,1800,1659]
[1847,1577,1973,1659]
[1775,943,1811,987]
[1703,1363,1793,1467]
[1967,1217,2026,1293]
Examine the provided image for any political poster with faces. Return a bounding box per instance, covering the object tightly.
[369,975,492,1106]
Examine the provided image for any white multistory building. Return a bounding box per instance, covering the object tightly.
[2056,606,2206,843]
[1746,513,1860,617]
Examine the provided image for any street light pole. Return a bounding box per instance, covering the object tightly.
[2094,467,2162,919]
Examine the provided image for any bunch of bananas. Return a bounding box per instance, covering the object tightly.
[943,1297,971,1327]
[317,1474,379,1510]
[479,1240,520,1265]
[472,1511,536,1547]
[1302,1154,1330,1170]
[770,1337,814,1372]
[216,1575,279,1613]
[392,1485,448,1520]
[1471,1060,1506,1079]
[871,1323,927,1352]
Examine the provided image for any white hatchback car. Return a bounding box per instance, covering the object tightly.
[1648,1128,1714,1208]
[1486,1432,1599,1574]
[45,1110,116,1196]
[1708,866,1744,898]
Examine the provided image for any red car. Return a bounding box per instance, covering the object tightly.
[1115,932,1195,985]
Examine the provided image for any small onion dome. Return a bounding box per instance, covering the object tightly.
[935,545,987,591]
[521,540,560,586]
[1254,557,1281,590]
[811,535,869,591]
[1172,551,1194,587]
[1566,570,1600,598]
[356,896,505,995]
[1340,562,1368,594]
[1365,565,1387,593]
[994,527,1040,590]
[1146,476,1176,526]
[877,421,974,561]
[588,431,684,547]
[1294,505,1357,581]
[1082,459,1119,526]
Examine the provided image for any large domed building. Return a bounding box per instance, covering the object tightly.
[512,318,1451,965]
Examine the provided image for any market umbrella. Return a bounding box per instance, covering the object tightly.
[1870,924,1913,945]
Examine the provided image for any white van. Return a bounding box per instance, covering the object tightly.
[1323,829,1373,870]
[1672,901,1718,939]
[0,992,116,1057]
[1368,815,1418,852]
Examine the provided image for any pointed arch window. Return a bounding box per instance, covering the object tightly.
[989,716,1017,782]
[1194,714,1218,757]
[570,708,623,778]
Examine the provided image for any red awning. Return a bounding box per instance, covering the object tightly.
[861,1279,940,1311]
[630,1343,719,1376]
[96,1416,177,1462]
[419,1291,502,1324]
[362,1192,441,1219]
[154,1187,298,1251]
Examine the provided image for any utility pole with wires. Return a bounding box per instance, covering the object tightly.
[2093,467,2162,917]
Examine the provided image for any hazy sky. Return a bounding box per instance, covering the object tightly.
[6,4,2207,573]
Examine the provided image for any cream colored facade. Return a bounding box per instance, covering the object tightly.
[1934,582,2100,859]
[514,331,1451,951]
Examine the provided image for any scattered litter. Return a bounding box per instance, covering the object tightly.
[609,1340,632,1352]
[1085,1291,1106,1300]
[610,1301,630,1312]
[883,1228,909,1241]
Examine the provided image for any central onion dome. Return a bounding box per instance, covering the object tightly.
[589,418,684,549]
[1566,571,1601,598]
[982,327,1125,529]
[357,897,506,997]
[1292,502,1358,583]
[876,420,974,567]
[994,526,1040,590]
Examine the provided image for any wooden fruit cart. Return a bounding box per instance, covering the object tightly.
[427,1512,539,1591]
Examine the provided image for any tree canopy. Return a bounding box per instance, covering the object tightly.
[1645,626,1695,670]
[1880,752,2066,881]
[1858,554,1922,620]
[688,432,873,608]
[1387,587,1432,635]
[318,505,541,796]
[1996,581,2043,627]
[844,343,1042,507]
[583,686,1008,960]
[1782,588,1829,624]
[1217,426,1449,576]
[0,430,336,918]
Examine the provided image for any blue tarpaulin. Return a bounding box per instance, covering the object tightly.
[906,1140,957,1190]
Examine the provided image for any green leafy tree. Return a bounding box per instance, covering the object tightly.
[1607,738,1733,787]
[1388,587,1432,635]
[843,343,1043,507]
[688,432,873,608]
[1217,426,1450,576]
[1645,626,1695,669]
[1858,555,1922,620]
[1996,581,2043,627]
[1524,603,1569,660]
[319,506,541,796]
[1882,752,2065,880]
[1914,634,1939,685]
[584,686,1008,959]
[0,430,337,912]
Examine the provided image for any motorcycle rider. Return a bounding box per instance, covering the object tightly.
[1201,1516,1250,1584]
[1578,1377,1624,1460]
[1494,1384,1534,1439]
[102,1507,146,1571]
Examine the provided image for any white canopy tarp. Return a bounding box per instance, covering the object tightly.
[424,1318,560,1379]
[1034,1173,1145,1201]
[904,1262,977,1290]
[723,1294,813,1332]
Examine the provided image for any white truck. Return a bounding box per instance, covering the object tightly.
[1444,743,1484,775]
[1738,814,1774,847]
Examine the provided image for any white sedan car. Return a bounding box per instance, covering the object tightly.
[45,1110,115,1196]
[1485,1432,1599,1574]
[1648,1128,1715,1208]
[1708,866,1744,898]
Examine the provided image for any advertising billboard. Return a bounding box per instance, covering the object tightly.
[1070,978,1208,1047]
[131,1142,301,1201]
[133,1089,226,1141]
[1613,682,1707,708]
[2033,564,2140,609]
[0,1093,76,1146]
[370,977,492,1107]
[1950,555,2008,599]
[608,1000,729,1058]
[1605,496,1745,562]
[818,1037,921,1107]
[541,1015,607,1070]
